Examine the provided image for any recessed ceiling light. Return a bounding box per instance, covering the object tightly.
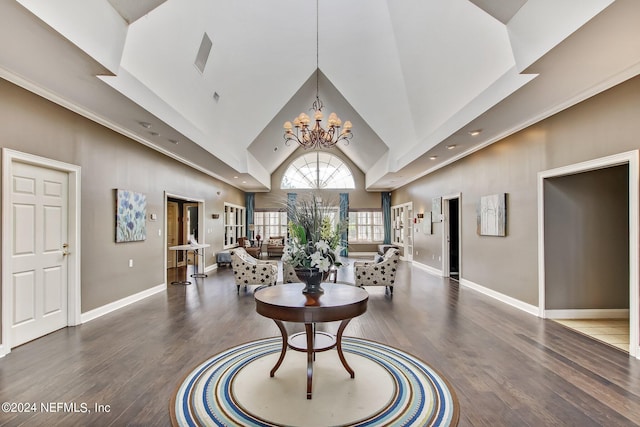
[468,129,482,136]
[429,156,438,160]
[234,176,239,179]
[213,92,220,102]
[168,139,179,144]
[139,121,152,129]
[149,131,159,136]
[242,181,247,184]
[273,147,278,152]
[446,144,456,150]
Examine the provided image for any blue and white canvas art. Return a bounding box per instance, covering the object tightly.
[116,189,146,242]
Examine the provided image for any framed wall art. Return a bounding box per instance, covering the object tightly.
[477,193,506,237]
[423,212,432,234]
[432,197,442,222]
[116,189,147,242]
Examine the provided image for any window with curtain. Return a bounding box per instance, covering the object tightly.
[281,151,355,189]
[253,210,288,238]
[348,210,384,243]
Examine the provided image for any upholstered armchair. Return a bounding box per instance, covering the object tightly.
[266,236,285,257]
[282,262,298,283]
[354,248,400,295]
[230,247,278,294]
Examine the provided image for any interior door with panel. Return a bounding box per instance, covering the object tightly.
[10,161,69,347]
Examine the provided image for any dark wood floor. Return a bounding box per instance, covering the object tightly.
[1,260,639,426]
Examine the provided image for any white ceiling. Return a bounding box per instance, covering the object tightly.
[2,0,640,191]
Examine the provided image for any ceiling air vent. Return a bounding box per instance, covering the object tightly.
[194,32,212,73]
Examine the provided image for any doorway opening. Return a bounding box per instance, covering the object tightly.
[442,194,461,280]
[165,193,205,284]
[538,151,638,358]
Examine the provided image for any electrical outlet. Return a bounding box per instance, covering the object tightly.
[129,259,133,268]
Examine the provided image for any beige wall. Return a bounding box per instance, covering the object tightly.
[394,75,640,306]
[0,80,244,314]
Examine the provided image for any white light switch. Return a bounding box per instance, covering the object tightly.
[129,259,133,267]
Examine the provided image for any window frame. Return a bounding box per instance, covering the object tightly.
[348,209,384,243]
[281,151,355,190]
[253,209,288,239]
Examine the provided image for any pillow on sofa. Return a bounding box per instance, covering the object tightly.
[244,239,251,247]
[373,254,384,263]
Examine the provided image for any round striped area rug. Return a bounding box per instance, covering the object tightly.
[171,337,459,427]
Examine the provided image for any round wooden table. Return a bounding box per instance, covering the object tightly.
[254,282,368,399]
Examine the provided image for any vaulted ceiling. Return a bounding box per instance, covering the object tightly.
[1,0,639,191]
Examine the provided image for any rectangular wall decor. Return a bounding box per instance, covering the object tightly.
[116,189,147,242]
[477,193,506,236]
[423,212,432,234]
[431,197,442,222]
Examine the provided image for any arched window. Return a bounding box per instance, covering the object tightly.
[281,152,355,189]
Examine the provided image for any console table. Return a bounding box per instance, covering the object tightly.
[254,283,368,399]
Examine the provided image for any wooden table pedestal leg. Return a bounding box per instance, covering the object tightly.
[336,318,355,378]
[270,320,288,377]
[305,323,314,399]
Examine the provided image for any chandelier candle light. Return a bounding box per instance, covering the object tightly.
[283,0,353,150]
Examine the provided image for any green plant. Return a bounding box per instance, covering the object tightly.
[281,194,346,272]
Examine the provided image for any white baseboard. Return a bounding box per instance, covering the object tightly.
[0,344,6,358]
[81,283,166,323]
[412,260,443,277]
[205,264,218,273]
[411,263,539,317]
[545,309,630,319]
[460,278,539,316]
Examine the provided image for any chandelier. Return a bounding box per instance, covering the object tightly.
[283,1,353,150]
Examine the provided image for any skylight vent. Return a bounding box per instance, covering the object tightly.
[194,33,212,73]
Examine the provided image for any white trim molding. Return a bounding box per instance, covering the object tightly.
[2,149,82,357]
[412,261,443,277]
[460,278,539,317]
[537,150,639,359]
[81,284,166,324]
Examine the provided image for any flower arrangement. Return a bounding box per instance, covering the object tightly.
[281,195,345,273]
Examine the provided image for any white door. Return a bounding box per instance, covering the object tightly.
[10,161,69,347]
[167,201,179,268]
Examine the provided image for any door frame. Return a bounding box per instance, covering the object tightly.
[537,150,639,359]
[164,192,205,281]
[442,193,462,278]
[2,149,81,357]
